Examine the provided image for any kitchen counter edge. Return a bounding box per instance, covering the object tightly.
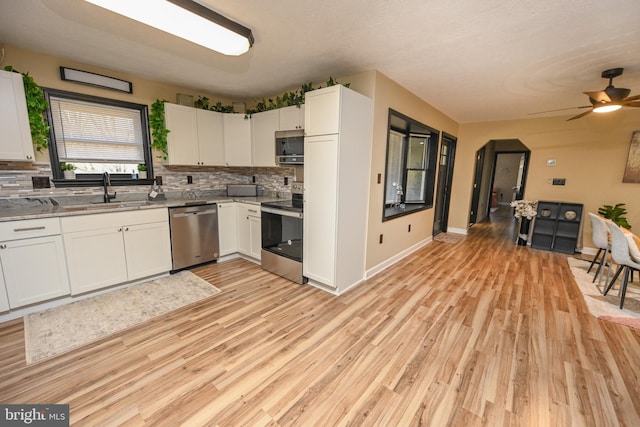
[0,196,281,222]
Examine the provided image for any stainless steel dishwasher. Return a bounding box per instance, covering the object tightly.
[168,204,219,271]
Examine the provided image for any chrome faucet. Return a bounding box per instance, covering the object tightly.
[103,172,117,203]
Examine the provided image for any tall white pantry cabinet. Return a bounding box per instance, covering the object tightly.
[303,85,373,294]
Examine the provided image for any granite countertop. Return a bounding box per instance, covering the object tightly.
[0,195,284,222]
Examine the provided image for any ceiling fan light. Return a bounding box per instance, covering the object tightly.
[593,103,622,113]
[83,0,254,56]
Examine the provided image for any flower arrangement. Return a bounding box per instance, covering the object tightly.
[510,200,538,219]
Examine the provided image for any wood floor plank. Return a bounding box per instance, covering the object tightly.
[1,208,639,426]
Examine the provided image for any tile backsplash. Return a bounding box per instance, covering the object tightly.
[0,163,298,199]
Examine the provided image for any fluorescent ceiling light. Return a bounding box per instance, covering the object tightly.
[84,0,254,56]
[593,103,622,113]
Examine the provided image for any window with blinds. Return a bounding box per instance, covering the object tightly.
[44,88,151,182]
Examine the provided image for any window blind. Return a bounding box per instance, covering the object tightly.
[49,96,145,163]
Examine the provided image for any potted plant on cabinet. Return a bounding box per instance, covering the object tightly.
[60,162,76,179]
[137,164,148,179]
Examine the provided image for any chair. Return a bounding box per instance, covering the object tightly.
[603,222,640,309]
[587,213,610,283]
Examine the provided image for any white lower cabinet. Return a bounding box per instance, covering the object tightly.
[0,218,70,309]
[62,209,171,295]
[0,273,8,312]
[236,203,261,260]
[217,202,238,256]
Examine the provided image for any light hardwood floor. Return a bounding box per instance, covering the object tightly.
[1,209,640,426]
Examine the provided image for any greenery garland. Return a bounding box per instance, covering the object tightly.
[4,65,50,152]
[193,77,349,116]
[149,77,350,159]
[149,99,170,160]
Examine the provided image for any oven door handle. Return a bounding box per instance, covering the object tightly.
[261,207,303,219]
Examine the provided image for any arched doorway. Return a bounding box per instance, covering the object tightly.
[469,139,530,227]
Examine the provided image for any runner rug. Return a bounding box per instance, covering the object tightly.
[432,233,465,244]
[567,257,640,330]
[24,271,220,364]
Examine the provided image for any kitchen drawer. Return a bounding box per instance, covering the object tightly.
[0,217,61,241]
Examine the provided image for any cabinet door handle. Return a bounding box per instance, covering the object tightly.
[248,209,257,213]
[125,227,129,231]
[0,244,6,249]
[118,228,122,232]
[13,226,46,232]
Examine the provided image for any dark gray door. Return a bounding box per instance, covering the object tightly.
[433,133,457,235]
[469,147,485,226]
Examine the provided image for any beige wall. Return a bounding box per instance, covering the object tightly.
[452,111,640,249]
[365,71,459,270]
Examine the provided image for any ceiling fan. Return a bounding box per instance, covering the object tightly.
[532,68,640,121]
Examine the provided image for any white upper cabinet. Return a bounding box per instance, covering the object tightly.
[165,103,224,166]
[196,109,225,166]
[251,109,279,167]
[223,113,252,166]
[279,105,305,130]
[0,70,35,162]
[165,103,198,165]
[304,86,341,136]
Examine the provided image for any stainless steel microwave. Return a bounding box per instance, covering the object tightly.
[275,129,304,165]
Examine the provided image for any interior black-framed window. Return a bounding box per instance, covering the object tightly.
[383,108,439,221]
[44,88,153,186]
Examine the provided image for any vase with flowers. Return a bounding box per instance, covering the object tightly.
[510,200,537,245]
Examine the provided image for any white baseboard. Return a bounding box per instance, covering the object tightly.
[365,236,432,280]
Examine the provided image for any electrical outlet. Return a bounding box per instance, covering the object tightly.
[379,234,383,244]
[552,178,566,185]
[32,176,50,189]
[284,177,289,185]
[155,175,162,186]
[187,175,193,184]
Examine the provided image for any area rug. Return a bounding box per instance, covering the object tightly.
[24,271,220,364]
[433,233,465,244]
[567,257,640,330]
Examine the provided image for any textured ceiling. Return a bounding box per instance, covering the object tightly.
[1,0,639,123]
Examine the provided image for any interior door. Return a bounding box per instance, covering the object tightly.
[433,133,457,235]
[469,147,485,226]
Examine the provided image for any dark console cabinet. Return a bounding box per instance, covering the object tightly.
[530,201,583,254]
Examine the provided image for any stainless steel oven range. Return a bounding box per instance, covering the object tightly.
[260,182,306,284]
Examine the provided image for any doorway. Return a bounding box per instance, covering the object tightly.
[433,133,457,235]
[490,151,530,211]
[468,139,530,227]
